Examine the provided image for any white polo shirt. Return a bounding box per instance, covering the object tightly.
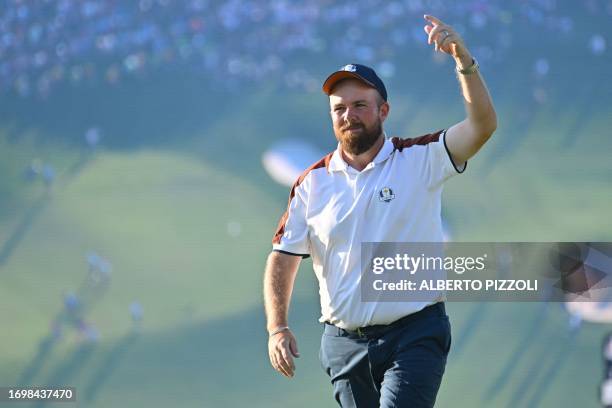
[272,129,466,330]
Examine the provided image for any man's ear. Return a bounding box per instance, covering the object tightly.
[379,102,390,122]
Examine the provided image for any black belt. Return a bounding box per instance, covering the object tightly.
[324,302,446,339]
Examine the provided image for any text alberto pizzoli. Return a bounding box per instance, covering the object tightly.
[371,254,538,292]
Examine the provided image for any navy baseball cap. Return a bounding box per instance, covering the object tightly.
[322,64,388,101]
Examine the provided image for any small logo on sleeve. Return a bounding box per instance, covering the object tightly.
[379,187,395,202]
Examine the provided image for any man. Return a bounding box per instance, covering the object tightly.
[263,15,496,408]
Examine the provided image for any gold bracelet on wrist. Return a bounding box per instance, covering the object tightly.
[456,58,479,75]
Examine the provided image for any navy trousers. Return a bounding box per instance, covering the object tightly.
[319,303,451,408]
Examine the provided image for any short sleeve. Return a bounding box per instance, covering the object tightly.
[272,182,310,258]
[426,129,467,189]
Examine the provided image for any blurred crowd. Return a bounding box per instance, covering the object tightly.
[0,0,610,98]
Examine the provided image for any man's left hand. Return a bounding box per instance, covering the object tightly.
[423,14,472,68]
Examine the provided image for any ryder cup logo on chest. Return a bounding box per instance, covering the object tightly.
[379,187,395,202]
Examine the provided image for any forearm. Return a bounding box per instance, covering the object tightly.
[454,53,497,135]
[263,251,301,332]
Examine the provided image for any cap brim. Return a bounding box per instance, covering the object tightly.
[322,71,376,95]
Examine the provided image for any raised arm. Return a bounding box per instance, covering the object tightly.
[263,250,302,377]
[424,14,497,166]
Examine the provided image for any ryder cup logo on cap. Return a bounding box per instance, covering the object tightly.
[322,63,388,101]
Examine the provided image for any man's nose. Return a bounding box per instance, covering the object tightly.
[342,107,358,122]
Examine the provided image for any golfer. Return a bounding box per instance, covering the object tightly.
[264,15,497,407]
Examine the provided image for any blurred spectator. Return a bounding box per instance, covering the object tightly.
[23,158,43,181]
[590,34,607,55]
[85,127,101,150]
[86,251,112,284]
[42,164,55,189]
[64,292,80,312]
[83,325,100,343]
[98,258,112,280]
[129,301,144,330]
[226,220,242,238]
[533,87,547,105]
[86,251,101,273]
[534,58,550,77]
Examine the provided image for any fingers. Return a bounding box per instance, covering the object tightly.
[424,14,444,26]
[437,32,457,52]
[280,346,295,374]
[268,333,297,378]
[270,349,291,377]
[272,352,292,377]
[427,24,450,51]
[423,15,458,53]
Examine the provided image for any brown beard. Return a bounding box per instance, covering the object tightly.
[335,119,383,155]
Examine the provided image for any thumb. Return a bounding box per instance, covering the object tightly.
[424,25,432,35]
[290,337,300,358]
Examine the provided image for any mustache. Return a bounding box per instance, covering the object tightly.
[342,122,364,131]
